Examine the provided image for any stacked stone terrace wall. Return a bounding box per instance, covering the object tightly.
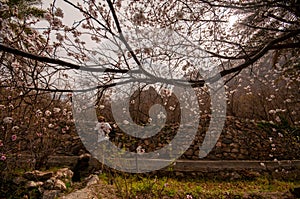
[53,116,300,161]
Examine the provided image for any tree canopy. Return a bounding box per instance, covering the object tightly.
[0,0,299,122]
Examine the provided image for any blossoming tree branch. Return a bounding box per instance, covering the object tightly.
[0,0,299,94]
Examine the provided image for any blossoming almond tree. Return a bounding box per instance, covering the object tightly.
[0,0,76,173]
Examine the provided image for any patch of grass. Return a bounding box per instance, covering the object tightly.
[97,172,300,199]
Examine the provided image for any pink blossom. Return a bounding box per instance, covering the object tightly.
[61,128,67,134]
[186,194,193,199]
[56,33,64,42]
[11,134,17,141]
[54,8,64,18]
[11,61,20,68]
[0,155,6,161]
[44,12,52,21]
[53,17,63,27]
[0,140,3,147]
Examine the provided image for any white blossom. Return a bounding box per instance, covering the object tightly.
[268,110,276,114]
[53,107,61,113]
[260,162,266,167]
[285,99,292,103]
[45,110,52,116]
[12,126,19,131]
[3,117,13,124]
[271,144,276,147]
[136,146,145,154]
[169,106,175,111]
[275,116,281,123]
[157,112,166,119]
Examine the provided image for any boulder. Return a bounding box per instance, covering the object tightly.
[13,176,27,185]
[23,170,54,181]
[86,174,99,187]
[42,190,61,199]
[43,178,55,190]
[26,181,44,189]
[54,179,67,191]
[56,168,73,180]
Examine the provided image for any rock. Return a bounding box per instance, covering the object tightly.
[215,141,222,147]
[56,168,73,180]
[144,139,150,146]
[245,171,261,178]
[235,123,242,129]
[229,153,238,159]
[61,134,72,140]
[13,176,27,185]
[61,187,97,199]
[23,170,54,181]
[230,172,241,180]
[42,190,61,199]
[175,172,184,178]
[26,181,44,189]
[86,174,99,187]
[43,178,55,190]
[231,148,239,153]
[54,179,67,191]
[185,149,194,156]
[223,138,232,144]
[229,143,239,148]
[73,136,80,140]
[240,149,249,155]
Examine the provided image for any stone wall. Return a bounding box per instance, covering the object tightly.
[52,116,300,161]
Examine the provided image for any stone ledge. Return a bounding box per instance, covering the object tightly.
[172,159,300,171]
[11,155,300,172]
